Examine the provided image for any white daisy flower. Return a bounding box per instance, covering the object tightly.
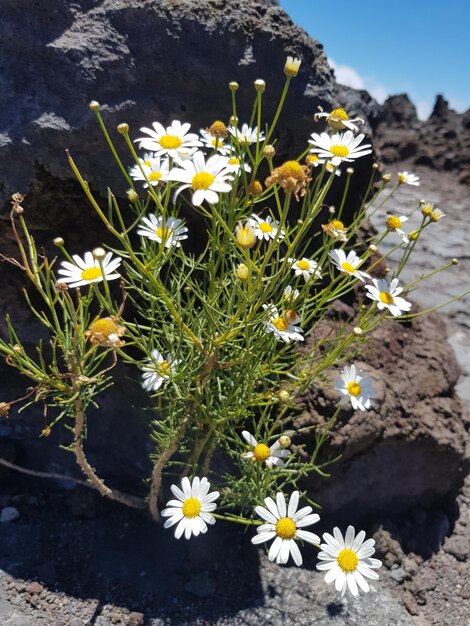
[365,277,412,317]
[262,305,304,343]
[314,107,364,132]
[141,349,178,392]
[199,129,230,154]
[308,131,372,166]
[57,251,121,289]
[225,155,252,174]
[386,214,409,243]
[252,491,320,567]
[161,476,219,540]
[287,257,322,282]
[228,123,265,146]
[167,151,233,206]
[397,171,420,186]
[135,120,202,162]
[129,154,170,187]
[335,364,375,411]
[247,214,284,241]
[329,249,370,282]
[283,285,300,302]
[241,431,291,468]
[316,526,382,597]
[137,214,188,248]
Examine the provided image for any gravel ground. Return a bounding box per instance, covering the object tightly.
[0,163,469,625]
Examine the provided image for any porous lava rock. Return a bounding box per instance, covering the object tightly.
[295,311,469,519]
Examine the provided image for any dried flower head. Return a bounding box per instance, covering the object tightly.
[430,208,446,222]
[247,180,263,196]
[207,120,228,139]
[265,160,310,201]
[85,317,125,348]
[0,402,11,417]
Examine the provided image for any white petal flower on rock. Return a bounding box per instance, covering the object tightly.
[314,107,364,132]
[308,130,372,166]
[228,123,265,146]
[135,120,202,162]
[167,151,233,206]
[137,214,188,248]
[385,214,409,243]
[316,526,382,597]
[335,364,375,411]
[129,154,170,187]
[329,249,370,282]
[397,171,420,186]
[141,349,178,392]
[252,491,320,567]
[262,305,304,343]
[365,278,412,317]
[161,476,219,540]
[57,251,121,289]
[241,431,291,468]
[287,257,322,282]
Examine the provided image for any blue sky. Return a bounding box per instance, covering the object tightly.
[280,0,470,119]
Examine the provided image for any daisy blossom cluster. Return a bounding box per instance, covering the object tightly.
[1,55,460,600]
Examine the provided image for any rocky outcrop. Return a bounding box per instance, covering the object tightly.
[373,93,470,180]
[295,311,469,520]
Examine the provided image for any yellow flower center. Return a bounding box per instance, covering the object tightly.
[88,318,118,336]
[275,517,297,540]
[329,108,349,121]
[143,160,152,167]
[210,138,224,148]
[341,262,356,274]
[273,317,289,332]
[337,548,359,572]
[228,157,240,165]
[306,154,319,164]
[329,145,350,158]
[398,173,407,183]
[148,171,162,181]
[155,226,172,241]
[181,497,201,519]
[331,220,344,229]
[347,381,361,397]
[379,291,394,305]
[259,221,273,233]
[158,134,182,150]
[386,215,402,230]
[252,443,271,462]
[81,267,102,281]
[296,260,310,271]
[159,360,171,375]
[192,172,216,190]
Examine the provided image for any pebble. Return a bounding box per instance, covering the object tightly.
[0,506,20,522]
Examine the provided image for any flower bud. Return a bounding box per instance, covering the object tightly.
[254,79,266,93]
[368,244,378,253]
[229,81,239,92]
[89,100,100,111]
[117,123,129,134]
[284,56,301,78]
[408,230,420,241]
[53,237,65,247]
[55,281,68,292]
[236,263,249,280]
[382,173,392,183]
[92,247,106,260]
[229,115,239,126]
[353,326,363,336]
[421,202,433,216]
[329,206,335,214]
[372,162,380,170]
[262,145,276,159]
[279,434,291,448]
[452,258,459,265]
[278,390,290,403]
[127,189,139,202]
[346,167,354,175]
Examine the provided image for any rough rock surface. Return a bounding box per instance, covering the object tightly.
[373,94,470,180]
[0,0,375,204]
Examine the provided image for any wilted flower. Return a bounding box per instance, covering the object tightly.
[314,107,364,132]
[85,317,125,348]
[265,160,310,201]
